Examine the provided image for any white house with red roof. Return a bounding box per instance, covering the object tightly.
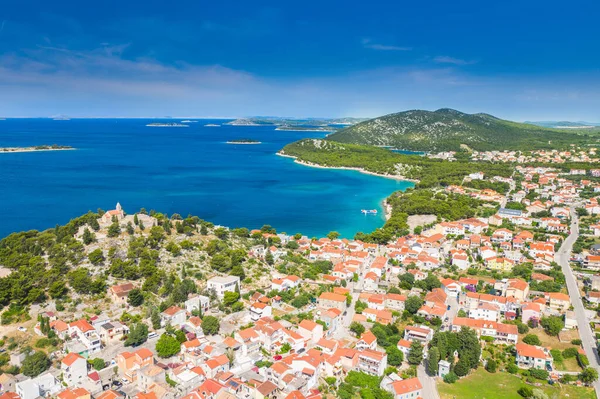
[69,319,102,354]
[403,325,433,343]
[451,250,469,270]
[297,320,324,344]
[396,339,412,358]
[250,302,272,321]
[515,343,553,370]
[356,349,387,376]
[440,278,461,296]
[160,306,186,327]
[61,353,87,387]
[363,272,379,292]
[384,294,406,311]
[451,318,518,345]
[468,302,500,322]
[200,354,230,379]
[382,376,423,399]
[356,331,377,351]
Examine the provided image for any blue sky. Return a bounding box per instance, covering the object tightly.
[0,0,599,120]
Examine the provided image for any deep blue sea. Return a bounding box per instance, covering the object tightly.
[0,119,413,239]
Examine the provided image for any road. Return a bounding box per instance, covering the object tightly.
[556,208,600,397]
[417,365,440,399]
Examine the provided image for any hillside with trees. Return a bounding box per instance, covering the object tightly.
[327,108,594,152]
[280,138,512,188]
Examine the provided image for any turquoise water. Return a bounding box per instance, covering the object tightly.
[0,119,413,239]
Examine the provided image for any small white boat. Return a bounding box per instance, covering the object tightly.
[361,209,378,215]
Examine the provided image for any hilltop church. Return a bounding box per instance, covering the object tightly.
[101,202,125,224]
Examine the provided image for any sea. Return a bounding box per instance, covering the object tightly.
[0,119,413,239]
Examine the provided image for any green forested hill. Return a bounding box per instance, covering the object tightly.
[327,108,594,151]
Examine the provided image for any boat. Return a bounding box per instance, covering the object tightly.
[204,124,221,127]
[361,209,378,215]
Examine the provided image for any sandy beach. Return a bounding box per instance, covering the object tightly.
[277,152,419,183]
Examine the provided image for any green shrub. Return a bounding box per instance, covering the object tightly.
[529,368,549,380]
[518,386,533,397]
[523,334,541,346]
[443,372,458,384]
[563,347,578,359]
[506,363,519,374]
[485,359,497,373]
[517,323,529,334]
[550,349,562,362]
[577,353,590,368]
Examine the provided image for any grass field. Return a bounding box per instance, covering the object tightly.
[554,356,582,372]
[438,369,596,399]
[519,328,577,351]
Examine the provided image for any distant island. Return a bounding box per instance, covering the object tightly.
[525,120,600,129]
[0,144,74,153]
[226,116,367,127]
[226,118,274,126]
[226,139,262,144]
[181,120,198,123]
[146,123,189,127]
[275,126,335,132]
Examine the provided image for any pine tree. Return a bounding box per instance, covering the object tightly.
[82,228,96,245]
[151,310,161,330]
[408,341,424,365]
[134,214,139,226]
[428,347,440,376]
[107,221,121,238]
[90,218,100,231]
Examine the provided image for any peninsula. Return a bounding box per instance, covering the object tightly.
[275,126,335,132]
[0,144,74,153]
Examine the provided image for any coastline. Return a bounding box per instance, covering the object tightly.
[276,152,419,183]
[382,199,393,221]
[275,128,335,132]
[0,147,75,154]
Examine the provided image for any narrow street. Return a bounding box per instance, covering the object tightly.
[417,365,440,399]
[556,208,600,397]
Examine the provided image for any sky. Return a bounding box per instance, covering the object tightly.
[0,0,599,120]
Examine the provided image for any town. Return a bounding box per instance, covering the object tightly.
[1,160,600,399]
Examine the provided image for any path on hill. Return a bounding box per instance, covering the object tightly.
[556,208,600,397]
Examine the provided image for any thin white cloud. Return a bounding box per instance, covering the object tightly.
[362,38,411,51]
[433,56,477,65]
[0,43,599,121]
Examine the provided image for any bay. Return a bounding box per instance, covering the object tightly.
[0,119,413,238]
